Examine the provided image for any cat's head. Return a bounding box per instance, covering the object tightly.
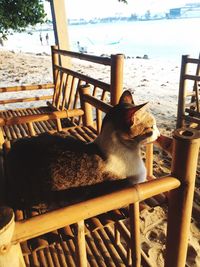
[102,90,160,146]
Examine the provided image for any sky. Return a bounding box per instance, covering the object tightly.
[62,0,200,19]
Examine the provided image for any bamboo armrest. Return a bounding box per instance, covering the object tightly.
[0,108,84,127]
[12,176,180,244]
[81,93,112,113]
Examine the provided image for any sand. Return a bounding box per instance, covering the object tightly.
[0,49,199,266]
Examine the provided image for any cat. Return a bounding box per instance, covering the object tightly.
[6,90,160,208]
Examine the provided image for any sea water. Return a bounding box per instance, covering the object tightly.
[2,18,200,61]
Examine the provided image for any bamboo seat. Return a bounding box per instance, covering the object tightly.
[177,53,200,129]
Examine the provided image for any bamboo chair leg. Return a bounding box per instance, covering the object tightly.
[165,128,200,267]
[75,221,87,267]
[129,202,141,267]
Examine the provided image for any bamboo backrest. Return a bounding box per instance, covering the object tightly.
[51,46,124,125]
[177,54,200,128]
[0,47,124,143]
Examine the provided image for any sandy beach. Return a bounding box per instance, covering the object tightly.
[0,49,199,266]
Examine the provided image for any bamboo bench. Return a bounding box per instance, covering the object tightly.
[0,49,199,266]
[0,90,199,266]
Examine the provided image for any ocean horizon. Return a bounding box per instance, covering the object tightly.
[1,17,200,61]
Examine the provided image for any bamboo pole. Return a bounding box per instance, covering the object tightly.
[145,143,154,178]
[176,55,189,128]
[13,177,180,244]
[75,221,87,267]
[0,207,25,267]
[81,93,112,114]
[165,127,200,267]
[50,0,70,67]
[0,83,54,93]
[52,47,111,65]
[79,85,93,126]
[0,95,52,105]
[0,109,84,127]
[110,54,124,105]
[129,202,141,267]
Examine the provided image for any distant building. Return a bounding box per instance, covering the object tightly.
[169,8,181,18]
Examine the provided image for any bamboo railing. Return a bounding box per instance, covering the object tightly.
[176,54,200,128]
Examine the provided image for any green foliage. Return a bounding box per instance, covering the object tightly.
[0,0,46,39]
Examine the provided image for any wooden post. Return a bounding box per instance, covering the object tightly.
[176,55,189,128]
[0,207,25,267]
[110,54,124,105]
[79,85,93,127]
[50,0,70,67]
[165,128,200,267]
[51,45,60,107]
[129,202,141,267]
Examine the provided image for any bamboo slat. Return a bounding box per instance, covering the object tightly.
[97,227,125,266]
[0,109,84,127]
[91,230,115,267]
[54,65,110,92]
[85,242,99,267]
[105,226,128,266]
[0,95,52,105]
[0,83,54,93]
[60,241,76,267]
[85,235,106,267]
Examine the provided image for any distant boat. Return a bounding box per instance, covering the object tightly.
[107,38,122,45]
[77,41,87,53]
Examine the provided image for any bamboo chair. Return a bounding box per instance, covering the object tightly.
[177,53,200,129]
[0,84,199,267]
[0,45,124,144]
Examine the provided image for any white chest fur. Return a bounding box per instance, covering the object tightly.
[95,123,147,184]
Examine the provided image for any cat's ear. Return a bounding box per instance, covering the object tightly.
[124,102,148,126]
[119,90,135,105]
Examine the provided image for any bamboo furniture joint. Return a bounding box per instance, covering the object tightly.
[0,48,199,267]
